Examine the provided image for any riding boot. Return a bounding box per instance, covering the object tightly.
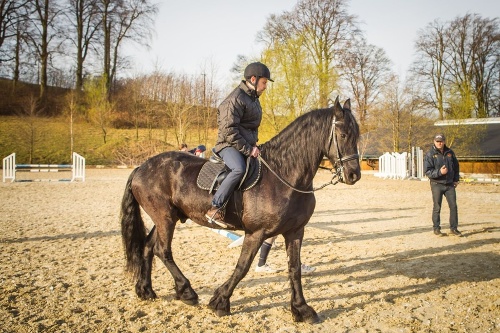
[205,206,233,228]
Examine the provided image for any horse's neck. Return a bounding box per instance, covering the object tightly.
[263,140,322,190]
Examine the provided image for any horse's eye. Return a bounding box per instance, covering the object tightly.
[341,134,346,139]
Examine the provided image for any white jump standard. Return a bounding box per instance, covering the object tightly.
[2,152,85,182]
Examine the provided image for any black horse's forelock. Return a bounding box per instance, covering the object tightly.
[261,106,359,176]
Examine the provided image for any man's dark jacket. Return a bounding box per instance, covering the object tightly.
[214,81,262,156]
[424,144,460,184]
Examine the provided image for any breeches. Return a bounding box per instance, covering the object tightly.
[212,146,246,207]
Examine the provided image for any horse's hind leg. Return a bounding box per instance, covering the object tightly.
[135,225,158,299]
[153,216,199,306]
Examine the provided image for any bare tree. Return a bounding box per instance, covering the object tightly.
[166,75,196,145]
[0,0,30,61]
[18,94,44,163]
[198,59,221,146]
[446,14,499,118]
[413,14,499,119]
[63,90,80,157]
[339,36,392,132]
[98,0,158,98]
[372,75,433,154]
[414,19,449,120]
[26,0,64,108]
[0,0,33,85]
[65,0,101,92]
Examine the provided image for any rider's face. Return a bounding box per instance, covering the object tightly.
[254,77,268,96]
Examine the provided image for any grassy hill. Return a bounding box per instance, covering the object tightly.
[0,116,216,166]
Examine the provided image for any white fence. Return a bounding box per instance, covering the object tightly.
[375,147,425,180]
[2,152,85,182]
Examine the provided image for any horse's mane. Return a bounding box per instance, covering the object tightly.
[260,107,359,177]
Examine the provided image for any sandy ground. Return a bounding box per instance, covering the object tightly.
[0,168,499,333]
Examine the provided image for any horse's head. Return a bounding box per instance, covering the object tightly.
[326,97,361,185]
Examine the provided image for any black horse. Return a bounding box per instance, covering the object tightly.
[120,97,361,323]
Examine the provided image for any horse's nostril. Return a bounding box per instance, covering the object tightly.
[350,172,358,182]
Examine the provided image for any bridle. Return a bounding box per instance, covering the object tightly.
[325,115,359,182]
[259,113,359,194]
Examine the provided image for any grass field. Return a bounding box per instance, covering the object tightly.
[0,116,216,165]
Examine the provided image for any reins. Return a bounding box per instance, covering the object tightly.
[258,156,343,194]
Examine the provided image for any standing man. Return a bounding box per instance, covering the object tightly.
[206,62,273,228]
[424,133,462,236]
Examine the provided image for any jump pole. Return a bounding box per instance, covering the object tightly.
[209,228,244,248]
[185,219,244,248]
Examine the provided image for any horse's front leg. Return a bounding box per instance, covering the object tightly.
[208,232,264,317]
[283,228,320,324]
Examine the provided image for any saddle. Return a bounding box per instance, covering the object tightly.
[196,152,261,193]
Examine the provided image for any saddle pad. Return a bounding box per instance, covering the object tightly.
[197,158,262,193]
[197,162,226,191]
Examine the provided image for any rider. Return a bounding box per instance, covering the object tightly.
[205,62,273,228]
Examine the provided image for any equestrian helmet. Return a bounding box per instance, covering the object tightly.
[244,62,273,82]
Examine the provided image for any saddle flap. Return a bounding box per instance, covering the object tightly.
[196,157,261,193]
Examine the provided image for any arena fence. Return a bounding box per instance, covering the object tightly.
[375,147,424,180]
[2,152,85,182]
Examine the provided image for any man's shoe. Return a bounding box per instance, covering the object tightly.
[301,263,316,275]
[205,206,229,228]
[255,263,281,273]
[450,228,462,236]
[434,228,444,236]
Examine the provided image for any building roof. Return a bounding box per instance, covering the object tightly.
[435,118,500,159]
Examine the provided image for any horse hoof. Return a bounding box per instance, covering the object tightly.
[181,298,199,306]
[138,290,157,300]
[214,309,230,317]
[292,306,320,323]
[175,288,199,306]
[305,314,321,324]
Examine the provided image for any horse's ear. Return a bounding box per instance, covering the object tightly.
[334,96,341,109]
[343,99,351,111]
[333,96,344,119]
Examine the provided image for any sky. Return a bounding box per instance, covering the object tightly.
[124,0,500,84]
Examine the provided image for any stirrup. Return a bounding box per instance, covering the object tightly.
[205,212,228,229]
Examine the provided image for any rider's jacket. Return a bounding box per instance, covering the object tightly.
[214,81,262,157]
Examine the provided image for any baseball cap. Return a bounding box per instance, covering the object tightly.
[434,134,445,142]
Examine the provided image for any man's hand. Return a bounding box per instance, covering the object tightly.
[440,165,448,175]
[250,146,260,158]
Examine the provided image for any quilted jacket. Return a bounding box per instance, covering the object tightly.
[214,81,262,156]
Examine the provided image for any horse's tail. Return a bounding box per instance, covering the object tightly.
[120,167,147,280]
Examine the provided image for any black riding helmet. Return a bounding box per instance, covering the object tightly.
[244,62,274,86]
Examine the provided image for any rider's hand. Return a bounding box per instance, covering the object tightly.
[440,165,448,175]
[250,146,260,158]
